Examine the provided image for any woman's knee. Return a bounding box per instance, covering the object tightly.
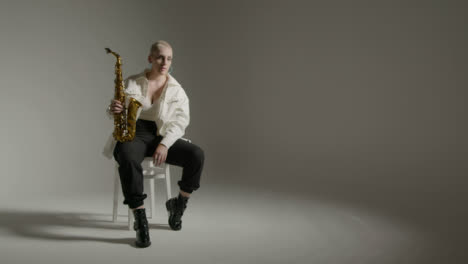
[190,145,205,164]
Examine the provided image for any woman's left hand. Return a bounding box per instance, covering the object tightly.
[153,144,168,166]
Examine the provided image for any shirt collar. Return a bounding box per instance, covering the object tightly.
[133,68,181,102]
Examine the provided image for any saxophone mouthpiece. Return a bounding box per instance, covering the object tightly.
[105,47,111,54]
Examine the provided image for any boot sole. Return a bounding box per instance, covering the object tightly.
[136,241,151,248]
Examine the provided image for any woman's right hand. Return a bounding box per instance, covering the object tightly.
[109,99,123,114]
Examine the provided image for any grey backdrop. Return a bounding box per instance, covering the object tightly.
[0,0,466,261]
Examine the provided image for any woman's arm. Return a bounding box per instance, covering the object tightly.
[160,92,190,149]
[105,77,149,120]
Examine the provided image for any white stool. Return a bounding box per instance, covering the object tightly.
[112,138,191,230]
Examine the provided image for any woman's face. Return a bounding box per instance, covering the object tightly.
[148,46,173,74]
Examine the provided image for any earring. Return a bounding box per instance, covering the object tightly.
[168,66,174,74]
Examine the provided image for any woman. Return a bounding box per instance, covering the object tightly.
[104,40,205,248]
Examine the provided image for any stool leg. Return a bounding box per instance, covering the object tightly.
[144,179,151,219]
[165,164,172,218]
[113,164,119,222]
[149,178,156,219]
[165,164,172,200]
[128,207,133,230]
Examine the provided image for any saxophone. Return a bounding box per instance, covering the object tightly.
[105,47,142,142]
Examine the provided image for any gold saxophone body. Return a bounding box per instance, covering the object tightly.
[105,47,142,142]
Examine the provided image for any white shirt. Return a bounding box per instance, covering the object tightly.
[102,68,190,159]
[138,98,161,122]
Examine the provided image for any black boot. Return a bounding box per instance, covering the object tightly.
[165,193,189,231]
[132,208,151,248]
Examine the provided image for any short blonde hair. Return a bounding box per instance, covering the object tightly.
[150,40,172,55]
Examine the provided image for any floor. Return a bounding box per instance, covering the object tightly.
[0,182,465,264]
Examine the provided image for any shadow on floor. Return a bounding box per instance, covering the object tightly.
[0,210,169,246]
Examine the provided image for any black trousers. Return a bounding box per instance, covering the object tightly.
[113,119,204,209]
